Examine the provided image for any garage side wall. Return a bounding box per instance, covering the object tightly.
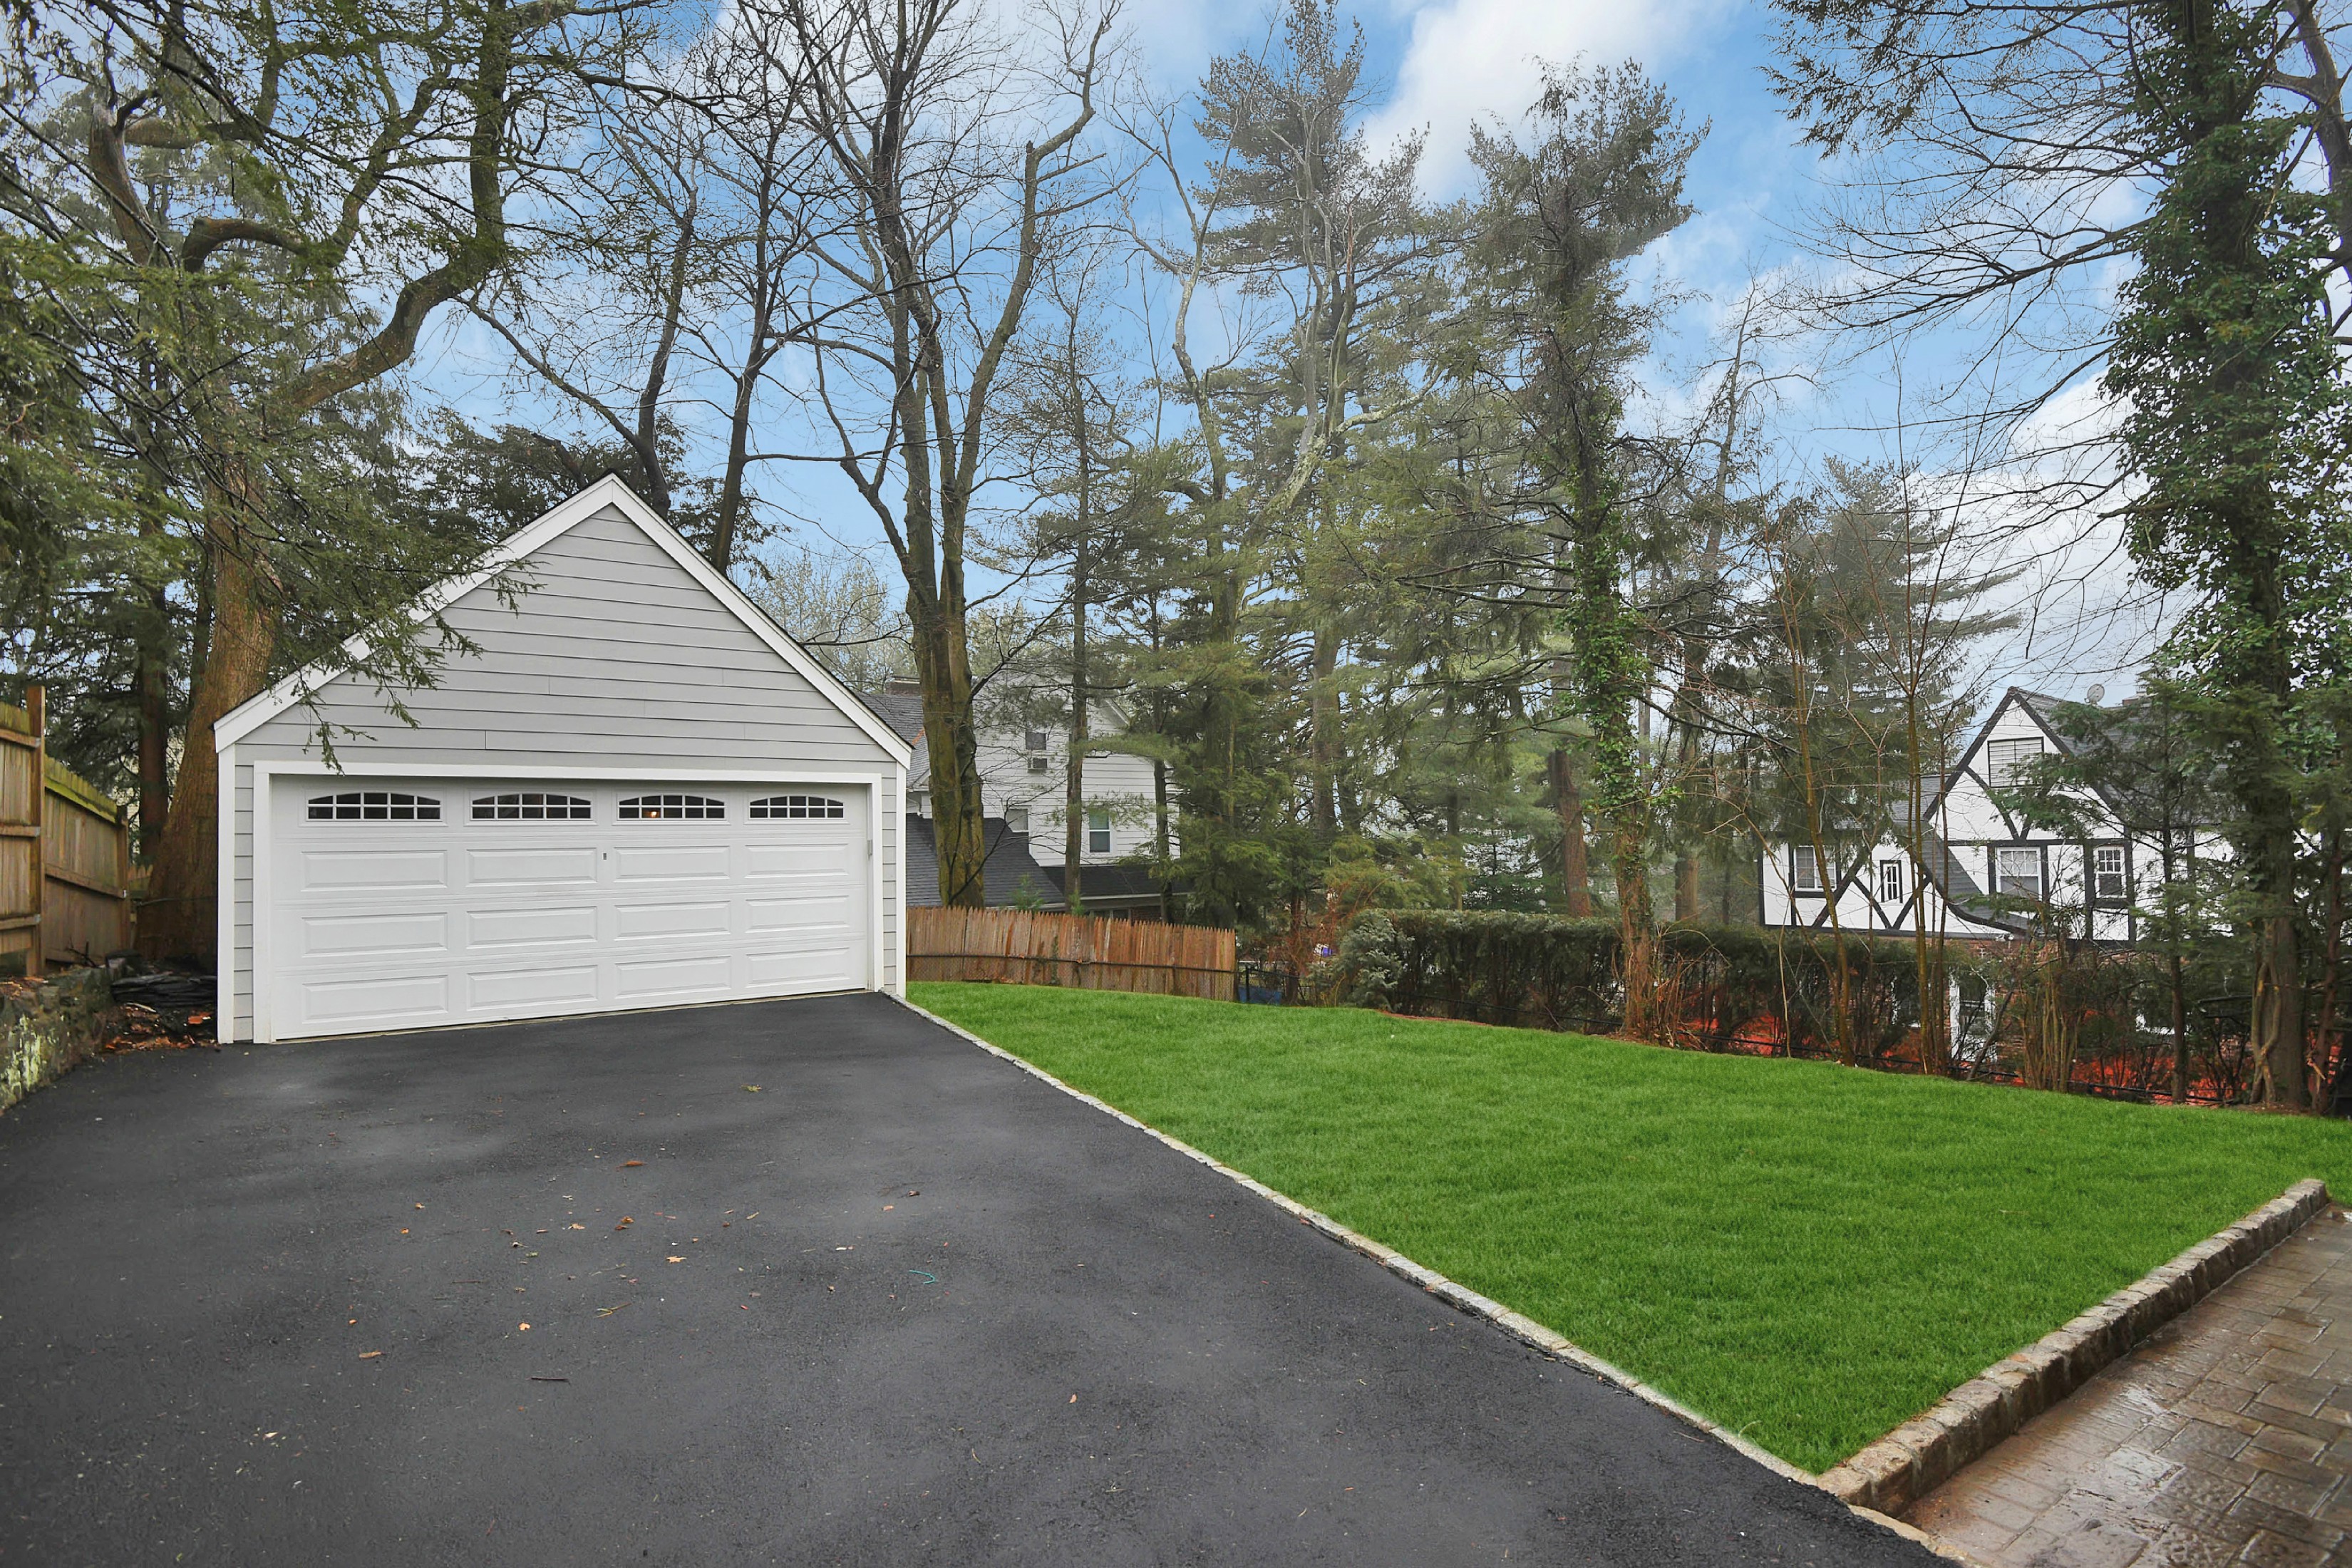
[225,505,903,1038]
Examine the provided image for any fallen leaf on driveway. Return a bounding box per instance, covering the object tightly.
[666,1257,684,1264]
[615,1217,633,1229]
[359,1351,382,1360]
[568,1224,585,1230]
[743,1085,760,1093]
[518,1323,530,1331]
[597,1303,629,1317]
[621,1160,643,1168]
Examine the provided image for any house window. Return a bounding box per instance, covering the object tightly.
[618,793,725,820]
[748,794,844,819]
[1957,975,1989,1033]
[1087,808,1112,855]
[472,792,590,820]
[1877,860,1904,903]
[308,790,440,821]
[1026,729,1052,774]
[1995,847,2043,899]
[2092,844,2127,900]
[1984,736,2044,785]
[1791,844,1822,893]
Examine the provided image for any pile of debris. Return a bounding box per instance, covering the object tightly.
[102,961,216,1051]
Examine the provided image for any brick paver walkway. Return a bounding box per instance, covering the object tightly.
[1909,1207,2352,1567]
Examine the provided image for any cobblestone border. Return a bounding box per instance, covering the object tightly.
[894,994,1978,1565]
[1820,1176,2331,1517]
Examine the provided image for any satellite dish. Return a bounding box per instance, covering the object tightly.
[2085,684,2105,705]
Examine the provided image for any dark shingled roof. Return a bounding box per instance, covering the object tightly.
[857,691,927,747]
[902,814,1063,908]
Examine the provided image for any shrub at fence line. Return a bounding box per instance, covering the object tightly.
[1331,909,1981,1062]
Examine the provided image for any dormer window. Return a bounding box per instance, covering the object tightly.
[1985,737,2044,785]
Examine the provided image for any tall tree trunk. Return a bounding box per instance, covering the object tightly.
[912,599,986,908]
[1063,545,1089,913]
[1310,623,1339,837]
[136,615,170,860]
[1549,747,1593,916]
[634,198,695,527]
[1673,855,1698,922]
[143,487,275,961]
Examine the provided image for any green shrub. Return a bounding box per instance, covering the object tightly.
[1334,908,1970,1059]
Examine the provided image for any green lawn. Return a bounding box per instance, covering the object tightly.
[911,981,2352,1472]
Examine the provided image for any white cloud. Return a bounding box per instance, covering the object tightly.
[1365,0,1736,189]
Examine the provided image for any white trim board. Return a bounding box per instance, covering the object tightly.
[216,741,237,1046]
[211,475,911,768]
[249,762,894,785]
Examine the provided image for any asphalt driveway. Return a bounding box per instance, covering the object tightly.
[0,993,1936,1566]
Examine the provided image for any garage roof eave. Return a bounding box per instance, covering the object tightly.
[210,475,913,768]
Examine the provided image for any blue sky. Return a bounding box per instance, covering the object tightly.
[409,0,2147,700]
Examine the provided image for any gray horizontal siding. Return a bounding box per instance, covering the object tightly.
[225,505,902,1040]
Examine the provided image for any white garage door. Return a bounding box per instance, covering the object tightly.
[262,778,871,1040]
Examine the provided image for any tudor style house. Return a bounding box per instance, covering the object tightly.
[1759,687,2218,947]
[860,678,1175,914]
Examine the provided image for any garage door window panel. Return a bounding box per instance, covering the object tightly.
[619,793,725,820]
[474,792,592,820]
[308,790,441,821]
[748,795,845,819]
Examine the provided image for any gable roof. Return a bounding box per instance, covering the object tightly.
[902,813,1063,907]
[213,475,911,765]
[860,690,927,748]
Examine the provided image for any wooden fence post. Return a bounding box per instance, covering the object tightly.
[27,686,41,980]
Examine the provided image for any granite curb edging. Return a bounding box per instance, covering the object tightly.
[1819,1175,2332,1519]
[892,994,1981,1565]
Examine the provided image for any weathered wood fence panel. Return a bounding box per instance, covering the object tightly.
[909,906,1236,1001]
[0,691,133,975]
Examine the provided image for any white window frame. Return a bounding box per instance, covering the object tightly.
[1086,808,1112,856]
[2092,843,2127,901]
[1791,844,1822,894]
[1995,846,2043,899]
[618,792,726,820]
[473,791,592,821]
[1985,736,2044,785]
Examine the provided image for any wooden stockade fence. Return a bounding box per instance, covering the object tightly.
[0,689,133,977]
[908,906,1236,1001]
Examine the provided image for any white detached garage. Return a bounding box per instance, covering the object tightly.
[213,476,912,1043]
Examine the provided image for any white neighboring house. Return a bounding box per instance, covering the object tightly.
[1760,688,2215,947]
[869,677,1174,914]
[212,476,912,1043]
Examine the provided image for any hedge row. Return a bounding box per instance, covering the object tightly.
[1331,909,1979,1056]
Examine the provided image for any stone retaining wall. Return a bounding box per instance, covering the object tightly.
[0,967,115,1115]
[1821,1177,2333,1517]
